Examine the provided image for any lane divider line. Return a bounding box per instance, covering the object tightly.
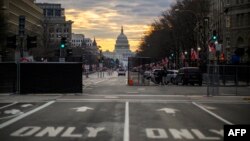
[0,102,18,110]
[123,101,130,141]
[0,101,55,129]
[192,102,233,125]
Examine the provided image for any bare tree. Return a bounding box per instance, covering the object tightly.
[137,0,210,66]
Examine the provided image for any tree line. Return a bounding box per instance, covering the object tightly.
[136,0,210,64]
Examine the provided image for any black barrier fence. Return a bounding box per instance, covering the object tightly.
[128,57,152,86]
[0,62,82,94]
[0,63,17,93]
[206,65,250,96]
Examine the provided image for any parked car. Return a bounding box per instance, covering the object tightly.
[165,70,178,84]
[143,70,151,79]
[174,67,202,86]
[117,68,126,76]
[150,69,162,84]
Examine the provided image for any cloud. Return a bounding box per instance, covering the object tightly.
[35,0,176,51]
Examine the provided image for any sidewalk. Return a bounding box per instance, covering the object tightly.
[82,71,117,87]
[0,94,61,103]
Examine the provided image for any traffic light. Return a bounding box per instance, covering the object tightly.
[60,37,67,48]
[66,48,72,56]
[27,35,37,50]
[7,35,17,49]
[212,30,217,41]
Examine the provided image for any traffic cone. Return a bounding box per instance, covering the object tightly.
[128,79,133,86]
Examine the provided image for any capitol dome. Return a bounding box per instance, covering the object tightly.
[115,26,130,50]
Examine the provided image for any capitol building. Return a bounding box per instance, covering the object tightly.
[103,26,134,67]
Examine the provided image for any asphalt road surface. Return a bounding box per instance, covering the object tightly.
[0,72,250,141]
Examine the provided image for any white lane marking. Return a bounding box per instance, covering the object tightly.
[72,106,93,112]
[81,94,188,97]
[127,92,138,94]
[4,109,23,115]
[21,104,33,108]
[0,101,55,129]
[137,88,145,91]
[57,99,191,103]
[0,114,23,120]
[201,105,216,110]
[0,102,18,110]
[157,108,179,116]
[146,128,168,139]
[192,102,233,125]
[86,127,105,137]
[105,96,119,99]
[94,79,107,84]
[123,102,129,141]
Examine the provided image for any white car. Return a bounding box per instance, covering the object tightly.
[117,68,126,76]
[150,69,162,84]
[165,70,178,84]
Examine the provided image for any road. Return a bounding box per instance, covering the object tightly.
[0,72,250,141]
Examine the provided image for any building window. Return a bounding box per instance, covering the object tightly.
[43,9,46,16]
[55,9,61,17]
[240,0,244,3]
[47,9,53,16]
[236,0,239,4]
[49,28,54,33]
[56,28,62,33]
[236,14,245,27]
[248,13,250,25]
[226,0,230,4]
[50,34,54,38]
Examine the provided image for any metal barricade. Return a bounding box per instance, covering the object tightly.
[207,65,250,96]
[127,57,152,86]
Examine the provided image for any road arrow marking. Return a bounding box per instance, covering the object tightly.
[157,108,179,116]
[72,106,94,112]
[21,104,33,108]
[4,109,24,115]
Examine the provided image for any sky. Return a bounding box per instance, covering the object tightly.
[36,0,176,52]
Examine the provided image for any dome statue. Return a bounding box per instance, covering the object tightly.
[115,26,130,50]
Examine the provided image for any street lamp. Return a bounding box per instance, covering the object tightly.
[198,47,201,51]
